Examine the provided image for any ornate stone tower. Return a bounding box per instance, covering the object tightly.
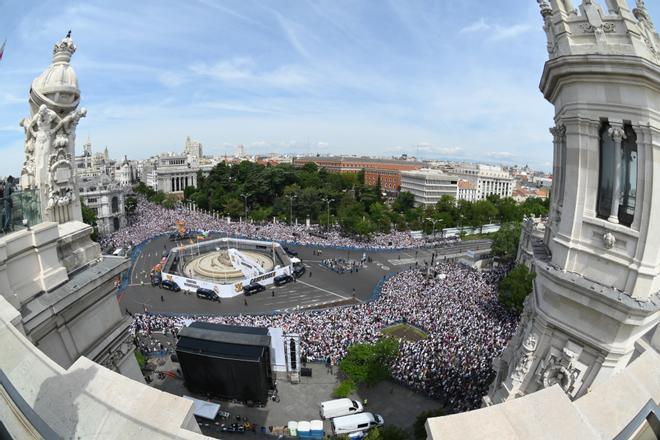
[486,0,660,405]
[20,32,84,224]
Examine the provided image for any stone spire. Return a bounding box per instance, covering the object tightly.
[19,32,85,224]
[486,0,660,407]
[538,0,660,62]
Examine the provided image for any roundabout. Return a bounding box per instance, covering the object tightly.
[122,234,492,316]
[182,249,275,282]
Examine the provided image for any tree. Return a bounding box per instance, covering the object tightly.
[80,198,98,242]
[223,197,244,218]
[124,196,137,215]
[332,379,356,398]
[393,191,415,213]
[492,222,522,261]
[161,194,177,209]
[339,338,399,386]
[412,409,445,440]
[366,426,408,440]
[498,264,536,313]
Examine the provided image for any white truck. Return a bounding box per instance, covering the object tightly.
[331,412,384,436]
[319,398,364,419]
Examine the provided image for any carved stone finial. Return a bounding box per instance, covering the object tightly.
[52,33,76,63]
[538,0,552,17]
[603,231,616,249]
[634,0,656,33]
[608,125,626,143]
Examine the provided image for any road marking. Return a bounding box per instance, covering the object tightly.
[132,252,143,284]
[295,279,357,302]
[388,258,416,266]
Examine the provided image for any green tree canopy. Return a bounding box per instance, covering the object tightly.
[80,198,98,242]
[339,338,399,386]
[492,222,523,261]
[498,264,536,313]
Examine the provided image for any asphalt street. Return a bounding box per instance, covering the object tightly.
[119,234,491,316]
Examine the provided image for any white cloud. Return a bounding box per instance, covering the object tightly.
[189,58,311,88]
[487,152,515,159]
[386,143,463,157]
[158,72,187,88]
[460,18,490,34]
[459,18,532,41]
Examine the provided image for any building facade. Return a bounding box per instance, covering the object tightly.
[400,169,458,206]
[486,0,659,407]
[457,179,478,202]
[79,174,127,234]
[145,138,216,194]
[294,156,423,191]
[445,164,514,200]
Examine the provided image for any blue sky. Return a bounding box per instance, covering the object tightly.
[1,0,658,177]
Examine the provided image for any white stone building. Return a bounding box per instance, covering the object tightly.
[400,169,458,206]
[445,164,514,200]
[79,174,127,234]
[457,179,478,202]
[144,138,216,194]
[184,135,203,159]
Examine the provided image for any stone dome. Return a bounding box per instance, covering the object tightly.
[29,34,80,116]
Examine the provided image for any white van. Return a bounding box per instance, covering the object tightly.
[319,398,364,419]
[331,412,384,435]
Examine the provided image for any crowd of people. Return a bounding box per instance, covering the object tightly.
[99,198,459,253]
[320,258,364,274]
[130,262,518,413]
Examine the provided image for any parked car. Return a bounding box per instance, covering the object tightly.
[196,288,218,301]
[274,274,294,286]
[331,413,384,436]
[320,398,363,419]
[161,280,181,292]
[243,283,266,296]
[293,264,306,278]
[283,246,298,257]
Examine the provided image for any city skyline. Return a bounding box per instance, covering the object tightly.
[2,0,658,177]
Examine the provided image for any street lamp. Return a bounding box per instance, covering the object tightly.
[323,197,334,230]
[286,194,297,225]
[240,193,250,222]
[426,217,438,238]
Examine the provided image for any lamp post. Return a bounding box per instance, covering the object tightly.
[240,193,250,222]
[426,217,438,239]
[287,194,297,225]
[323,198,334,230]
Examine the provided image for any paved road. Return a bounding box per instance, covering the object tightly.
[119,235,491,316]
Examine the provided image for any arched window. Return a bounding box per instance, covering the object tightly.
[111,196,119,213]
[596,121,637,227]
[619,125,637,226]
[596,122,615,219]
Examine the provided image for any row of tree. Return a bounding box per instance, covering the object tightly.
[174,161,549,237]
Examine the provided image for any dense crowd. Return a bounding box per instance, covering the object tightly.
[320,258,364,274]
[100,199,459,252]
[130,263,518,413]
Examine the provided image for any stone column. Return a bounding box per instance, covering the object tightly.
[608,124,625,224]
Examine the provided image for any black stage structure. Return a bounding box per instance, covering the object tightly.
[176,322,274,404]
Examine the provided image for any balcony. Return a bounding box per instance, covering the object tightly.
[0,189,42,233]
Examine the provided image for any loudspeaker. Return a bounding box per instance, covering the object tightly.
[289,339,297,370]
[300,367,312,377]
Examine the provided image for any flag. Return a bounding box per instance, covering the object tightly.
[0,39,6,62]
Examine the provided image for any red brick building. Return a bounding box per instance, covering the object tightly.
[294,156,423,192]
